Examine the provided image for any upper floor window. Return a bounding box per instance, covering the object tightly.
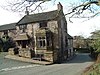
[39,22,47,28]
[64,21,67,33]
[19,25,27,32]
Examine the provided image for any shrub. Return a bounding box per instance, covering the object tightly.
[0,36,16,52]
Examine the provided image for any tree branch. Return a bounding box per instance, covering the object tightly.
[30,1,45,12]
[65,1,98,16]
[65,1,100,22]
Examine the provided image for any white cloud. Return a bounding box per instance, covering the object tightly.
[67,16,100,37]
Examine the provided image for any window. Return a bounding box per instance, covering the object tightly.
[17,40,28,48]
[4,31,8,35]
[37,37,46,48]
[65,37,68,47]
[39,22,47,28]
[64,21,67,33]
[19,25,27,32]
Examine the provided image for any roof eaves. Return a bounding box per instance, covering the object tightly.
[0,23,16,31]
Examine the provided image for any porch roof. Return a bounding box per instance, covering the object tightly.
[14,33,29,41]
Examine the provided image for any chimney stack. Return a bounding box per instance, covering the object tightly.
[25,7,29,15]
[57,2,63,11]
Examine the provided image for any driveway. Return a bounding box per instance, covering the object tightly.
[0,53,93,75]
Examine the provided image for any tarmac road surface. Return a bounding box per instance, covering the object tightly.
[0,53,93,75]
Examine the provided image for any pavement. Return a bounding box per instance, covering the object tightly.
[5,53,76,65]
[0,52,94,75]
[5,55,52,65]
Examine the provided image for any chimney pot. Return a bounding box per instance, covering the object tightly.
[25,7,29,15]
[57,2,63,11]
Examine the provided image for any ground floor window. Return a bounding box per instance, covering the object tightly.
[17,40,29,48]
[37,37,46,48]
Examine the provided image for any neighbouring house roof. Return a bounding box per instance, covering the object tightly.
[0,23,16,31]
[14,33,29,41]
[67,34,73,39]
[17,10,59,25]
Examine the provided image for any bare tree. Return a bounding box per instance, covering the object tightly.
[1,0,100,18]
[66,0,100,17]
[1,0,51,13]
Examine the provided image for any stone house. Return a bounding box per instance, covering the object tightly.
[0,23,16,38]
[0,23,17,52]
[15,3,70,63]
[0,3,74,63]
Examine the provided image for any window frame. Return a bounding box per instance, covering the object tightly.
[37,36,46,48]
[39,21,47,28]
[19,24,27,33]
[4,30,8,35]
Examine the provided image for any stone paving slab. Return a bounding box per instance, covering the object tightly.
[5,55,53,65]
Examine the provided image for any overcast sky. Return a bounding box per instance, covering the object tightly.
[0,0,100,38]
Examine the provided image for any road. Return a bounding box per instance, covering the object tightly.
[0,52,93,75]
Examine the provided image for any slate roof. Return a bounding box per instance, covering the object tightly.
[0,23,16,31]
[17,10,59,25]
[67,34,73,39]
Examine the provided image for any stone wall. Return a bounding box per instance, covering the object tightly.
[8,30,17,38]
[48,21,59,50]
[0,32,3,37]
[15,18,72,63]
[44,51,53,62]
[19,48,34,58]
[8,48,15,55]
